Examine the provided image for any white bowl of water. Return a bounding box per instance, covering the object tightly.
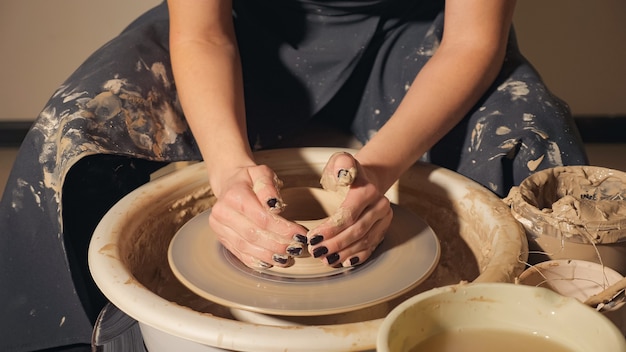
[377,282,626,352]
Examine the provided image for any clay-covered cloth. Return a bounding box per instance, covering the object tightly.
[0,1,587,350]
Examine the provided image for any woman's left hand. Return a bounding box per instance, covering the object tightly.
[307,152,393,267]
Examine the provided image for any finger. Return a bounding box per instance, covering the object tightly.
[313,214,391,267]
[210,215,298,268]
[307,186,387,245]
[285,233,308,257]
[246,167,310,256]
[337,211,392,267]
[307,198,392,266]
[326,212,391,268]
[225,241,295,269]
[320,152,358,192]
[210,197,291,252]
[249,165,285,212]
[304,205,352,259]
[211,188,309,260]
[212,221,275,269]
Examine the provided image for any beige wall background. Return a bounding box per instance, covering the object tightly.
[1,0,625,122]
[0,0,161,122]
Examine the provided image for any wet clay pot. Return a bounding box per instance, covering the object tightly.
[507,165,626,275]
[89,147,527,351]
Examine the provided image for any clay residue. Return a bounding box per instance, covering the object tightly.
[119,184,231,316]
[552,196,626,222]
[497,79,530,102]
[507,166,626,244]
[584,276,626,308]
[98,243,119,260]
[33,58,192,235]
[319,166,356,197]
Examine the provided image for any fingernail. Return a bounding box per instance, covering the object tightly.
[272,254,290,264]
[349,257,360,266]
[293,234,308,244]
[313,246,328,258]
[310,234,324,246]
[267,198,279,208]
[337,169,350,178]
[286,244,304,256]
[326,252,340,265]
[337,168,355,186]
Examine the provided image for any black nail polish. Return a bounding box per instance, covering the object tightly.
[293,234,308,244]
[313,246,328,258]
[350,257,360,266]
[272,254,289,264]
[310,235,324,246]
[286,245,303,256]
[326,252,340,265]
[337,169,350,178]
[267,198,279,208]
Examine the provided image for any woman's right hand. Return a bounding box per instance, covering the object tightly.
[169,1,302,269]
[207,164,309,269]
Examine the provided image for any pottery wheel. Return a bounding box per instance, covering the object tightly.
[168,198,440,316]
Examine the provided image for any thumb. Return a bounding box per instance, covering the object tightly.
[319,152,358,194]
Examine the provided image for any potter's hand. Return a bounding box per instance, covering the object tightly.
[208,164,308,269]
[308,152,393,267]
